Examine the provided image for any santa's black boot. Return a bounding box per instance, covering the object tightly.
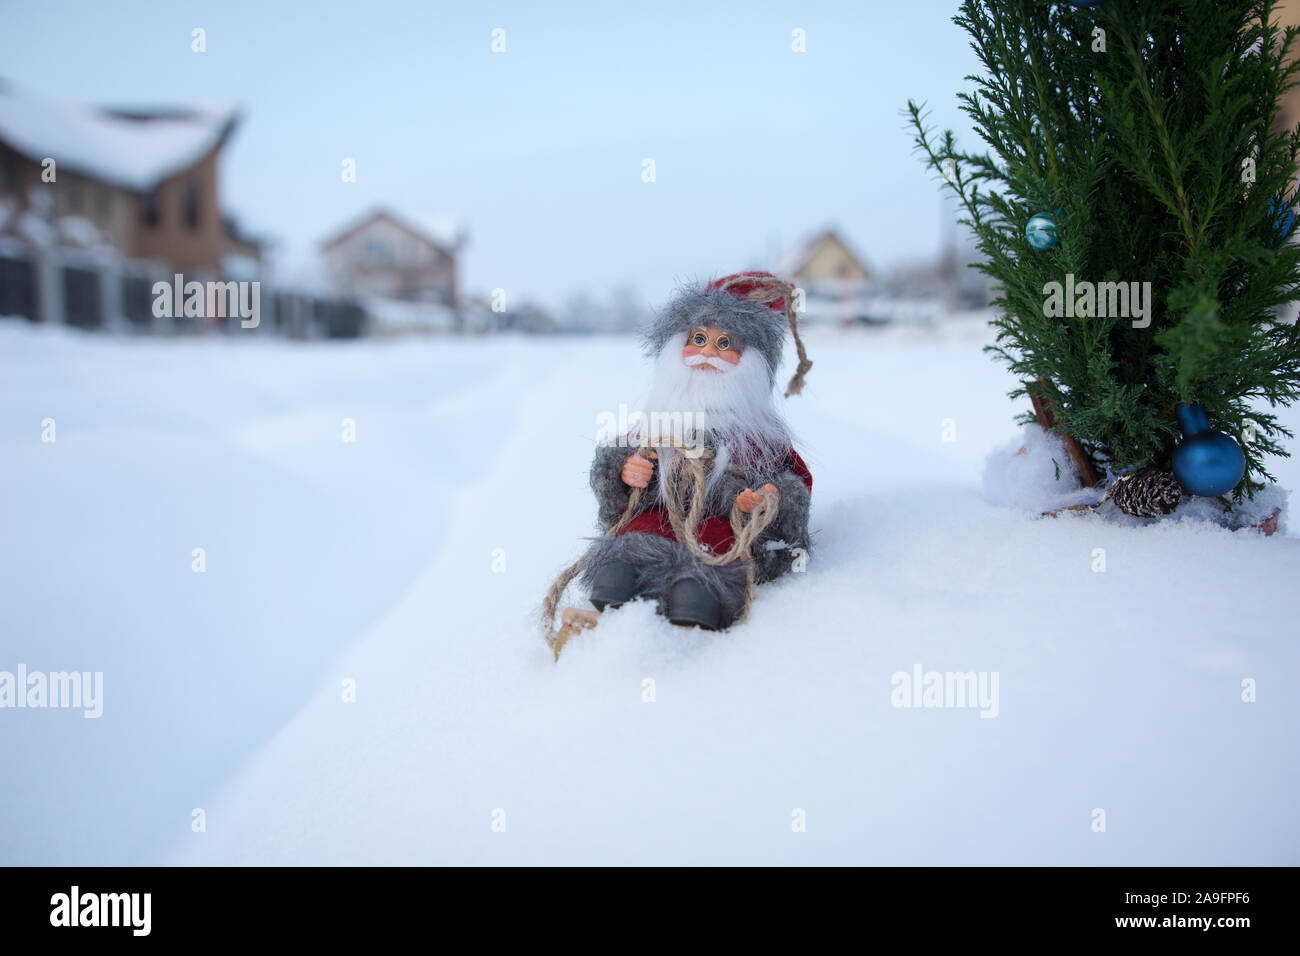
[666,577,723,630]
[589,560,639,611]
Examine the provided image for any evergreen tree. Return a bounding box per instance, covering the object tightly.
[910,0,1300,493]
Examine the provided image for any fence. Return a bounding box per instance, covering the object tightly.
[0,246,367,338]
[0,242,39,322]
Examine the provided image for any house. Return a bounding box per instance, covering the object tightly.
[775,227,875,325]
[319,207,464,306]
[775,221,990,326]
[777,227,872,293]
[0,80,257,273]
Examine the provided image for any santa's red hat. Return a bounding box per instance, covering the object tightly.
[708,271,792,313]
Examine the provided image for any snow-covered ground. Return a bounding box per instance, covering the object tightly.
[1,317,1297,865]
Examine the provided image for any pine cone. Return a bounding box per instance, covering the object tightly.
[1111,467,1183,518]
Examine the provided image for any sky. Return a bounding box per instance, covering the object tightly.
[0,0,984,310]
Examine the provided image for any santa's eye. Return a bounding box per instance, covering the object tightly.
[691,331,708,346]
[716,336,731,351]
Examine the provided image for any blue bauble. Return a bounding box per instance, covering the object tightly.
[1267,197,1295,248]
[1026,212,1059,250]
[1171,402,1246,497]
[1068,1,1107,6]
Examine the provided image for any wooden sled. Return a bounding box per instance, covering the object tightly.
[547,607,601,660]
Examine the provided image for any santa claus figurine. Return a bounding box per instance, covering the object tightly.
[573,271,813,633]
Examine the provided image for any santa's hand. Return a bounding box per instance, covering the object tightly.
[736,483,779,513]
[621,450,657,488]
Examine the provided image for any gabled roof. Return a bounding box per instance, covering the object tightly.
[319,207,463,256]
[777,227,871,279]
[0,80,239,192]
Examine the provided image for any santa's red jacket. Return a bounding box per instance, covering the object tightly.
[613,448,813,556]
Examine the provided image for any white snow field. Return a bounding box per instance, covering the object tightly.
[1,317,1298,866]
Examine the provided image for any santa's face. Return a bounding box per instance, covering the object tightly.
[681,325,741,372]
[641,320,792,485]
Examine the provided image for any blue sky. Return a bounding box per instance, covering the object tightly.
[0,0,984,308]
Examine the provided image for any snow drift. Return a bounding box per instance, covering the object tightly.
[1,318,1297,865]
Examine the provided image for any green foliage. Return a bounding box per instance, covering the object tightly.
[909,0,1300,492]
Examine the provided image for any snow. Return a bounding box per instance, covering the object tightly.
[1,316,1298,865]
[362,295,458,334]
[0,208,55,248]
[987,423,1289,531]
[0,83,236,191]
[800,291,946,327]
[984,422,1101,514]
[54,215,110,251]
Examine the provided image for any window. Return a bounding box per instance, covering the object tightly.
[183,183,200,230]
[141,191,160,227]
[364,236,394,266]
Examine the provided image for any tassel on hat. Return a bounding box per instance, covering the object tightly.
[708,271,813,397]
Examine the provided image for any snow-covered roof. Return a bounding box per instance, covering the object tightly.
[0,82,239,192]
[406,211,463,250]
[319,207,464,254]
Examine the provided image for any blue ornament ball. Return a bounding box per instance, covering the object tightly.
[1026,212,1059,250]
[1171,402,1246,497]
[1068,1,1107,7]
[1267,197,1295,248]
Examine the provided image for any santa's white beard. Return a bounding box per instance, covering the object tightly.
[637,345,793,499]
